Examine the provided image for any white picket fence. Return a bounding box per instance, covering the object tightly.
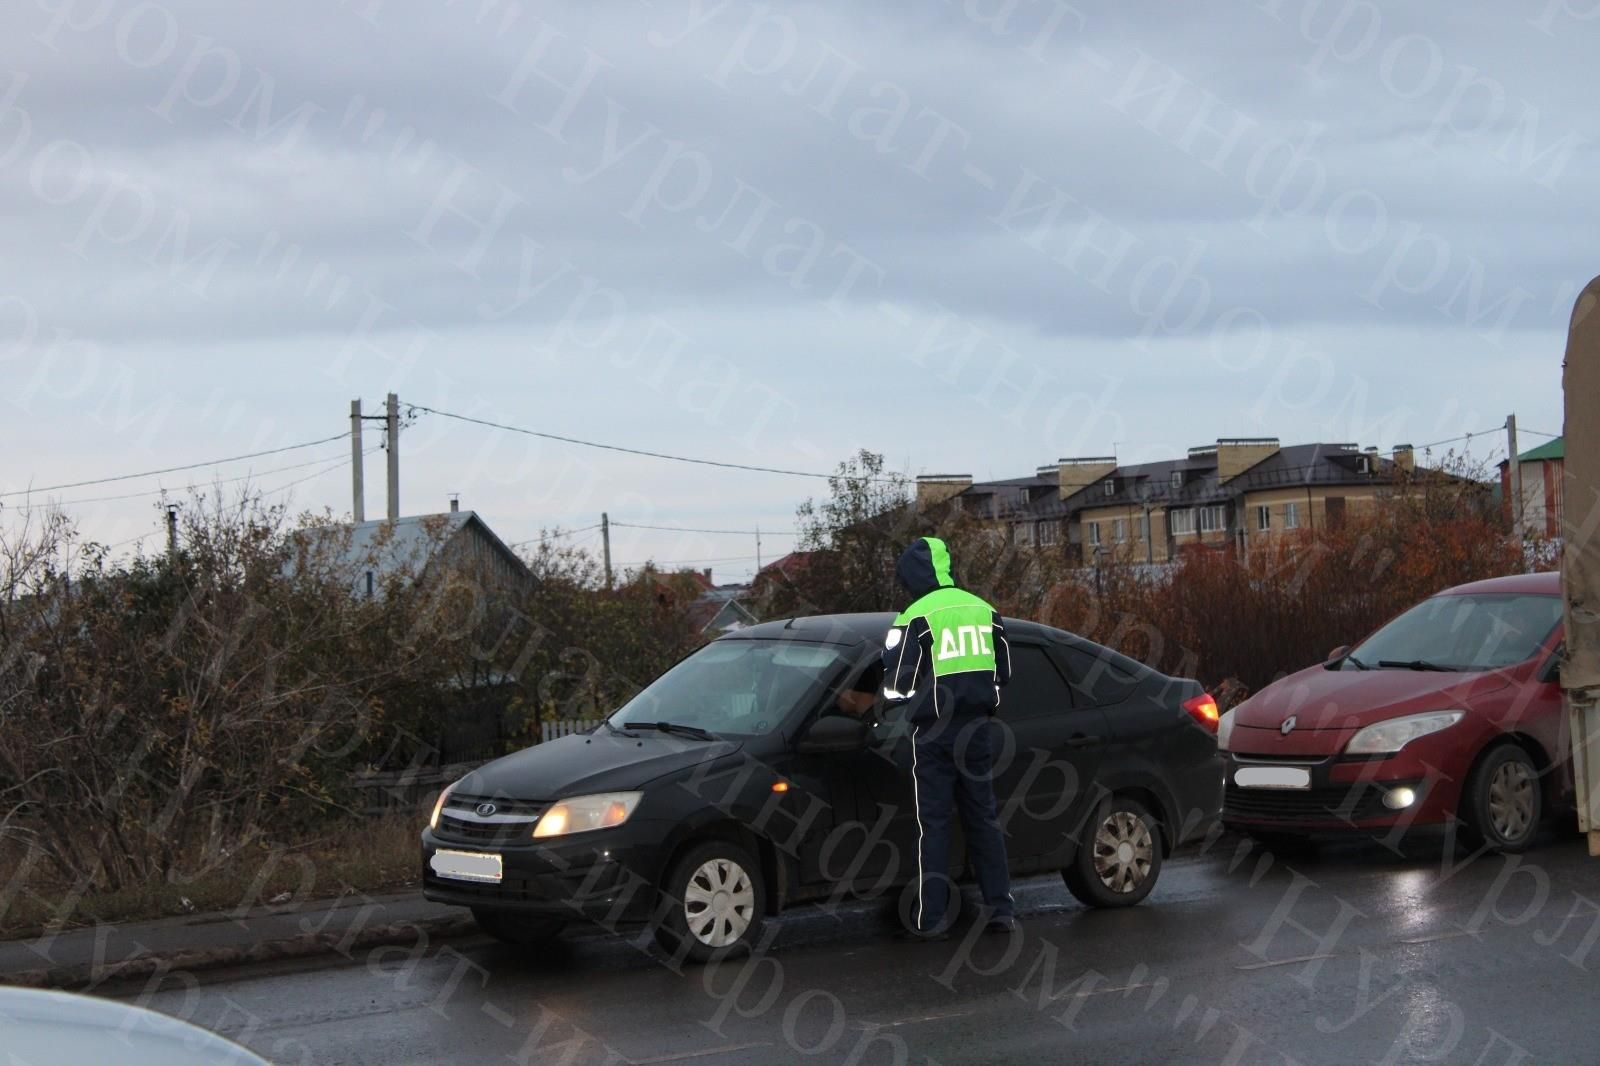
[540,718,600,743]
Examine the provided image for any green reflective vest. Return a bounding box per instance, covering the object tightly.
[895,587,999,679]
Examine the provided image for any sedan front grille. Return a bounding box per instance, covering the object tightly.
[444,793,547,818]
[1224,783,1392,823]
[434,793,548,846]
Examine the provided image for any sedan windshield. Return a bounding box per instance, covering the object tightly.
[1349,593,1561,672]
[608,639,851,736]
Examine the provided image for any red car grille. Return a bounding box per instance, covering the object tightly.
[1225,783,1392,823]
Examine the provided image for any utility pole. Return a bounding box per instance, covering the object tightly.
[601,512,613,589]
[350,399,366,523]
[166,504,179,562]
[386,392,400,523]
[1507,414,1525,553]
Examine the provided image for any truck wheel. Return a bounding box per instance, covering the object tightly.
[655,840,766,963]
[1063,796,1163,909]
[472,908,565,948]
[1460,743,1542,854]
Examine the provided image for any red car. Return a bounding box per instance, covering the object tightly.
[1220,572,1569,852]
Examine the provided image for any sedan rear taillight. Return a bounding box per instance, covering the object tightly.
[1183,693,1220,733]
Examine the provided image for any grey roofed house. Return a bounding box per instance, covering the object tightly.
[1042,442,1402,517]
[687,585,759,635]
[924,438,1422,566]
[299,508,532,599]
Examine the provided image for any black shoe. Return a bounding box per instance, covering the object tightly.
[985,916,1019,935]
[896,927,950,943]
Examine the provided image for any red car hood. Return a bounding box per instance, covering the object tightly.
[1230,664,1510,755]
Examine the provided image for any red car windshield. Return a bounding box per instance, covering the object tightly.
[1348,593,1561,672]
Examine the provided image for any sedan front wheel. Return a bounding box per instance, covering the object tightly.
[655,840,766,963]
[1460,743,1542,853]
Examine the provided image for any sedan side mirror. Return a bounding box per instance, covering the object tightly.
[1327,645,1351,664]
[797,715,869,754]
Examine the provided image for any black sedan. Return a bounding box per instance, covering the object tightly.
[421,614,1223,961]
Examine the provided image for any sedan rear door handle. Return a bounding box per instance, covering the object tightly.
[1064,734,1101,749]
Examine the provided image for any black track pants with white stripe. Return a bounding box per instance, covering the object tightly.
[910,710,1014,933]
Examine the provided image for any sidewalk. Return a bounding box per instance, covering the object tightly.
[0,888,477,992]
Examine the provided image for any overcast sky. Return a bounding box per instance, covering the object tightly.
[1,1,1591,581]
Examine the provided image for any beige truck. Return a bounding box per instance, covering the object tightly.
[1561,276,1600,856]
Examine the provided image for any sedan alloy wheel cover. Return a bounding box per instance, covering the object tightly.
[1486,759,1536,842]
[1093,811,1155,894]
[683,857,756,948]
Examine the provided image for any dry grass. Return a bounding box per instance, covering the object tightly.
[0,816,424,941]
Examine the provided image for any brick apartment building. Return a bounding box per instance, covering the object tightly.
[1498,437,1565,539]
[916,438,1419,565]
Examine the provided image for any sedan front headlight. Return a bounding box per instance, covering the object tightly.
[1346,711,1464,756]
[429,781,458,831]
[1216,708,1237,751]
[533,792,643,839]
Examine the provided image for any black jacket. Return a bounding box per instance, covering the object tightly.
[881,538,1011,725]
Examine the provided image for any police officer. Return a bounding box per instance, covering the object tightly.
[881,536,1016,938]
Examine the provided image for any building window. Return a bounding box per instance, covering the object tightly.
[1103,480,1116,497]
[1199,505,1226,533]
[1256,505,1271,532]
[1113,518,1127,542]
[1170,509,1195,535]
[1039,520,1059,546]
[1015,522,1034,547]
[1170,471,1183,489]
[1138,514,1150,540]
[1285,502,1301,529]
[1088,521,1101,546]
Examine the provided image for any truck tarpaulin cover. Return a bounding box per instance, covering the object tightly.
[1563,276,1600,694]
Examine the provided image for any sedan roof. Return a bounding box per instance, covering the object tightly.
[1443,571,1560,597]
[722,612,1165,679]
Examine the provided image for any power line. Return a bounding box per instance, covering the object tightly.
[1519,428,1561,439]
[0,433,350,500]
[1414,425,1507,452]
[509,523,603,548]
[100,529,162,552]
[410,404,909,484]
[38,449,355,507]
[614,554,764,567]
[260,453,360,498]
[610,521,801,536]
[80,454,356,557]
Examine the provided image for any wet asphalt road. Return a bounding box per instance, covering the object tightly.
[121,832,1598,1066]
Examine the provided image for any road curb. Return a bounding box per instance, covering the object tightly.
[0,914,480,993]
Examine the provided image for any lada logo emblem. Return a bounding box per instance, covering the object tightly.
[475,803,498,817]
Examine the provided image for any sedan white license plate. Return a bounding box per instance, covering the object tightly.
[1234,766,1312,790]
[430,849,503,884]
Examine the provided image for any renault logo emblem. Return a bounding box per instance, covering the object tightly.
[475,803,498,817]
[1280,716,1298,736]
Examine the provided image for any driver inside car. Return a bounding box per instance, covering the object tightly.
[833,663,884,718]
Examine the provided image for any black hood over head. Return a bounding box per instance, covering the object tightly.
[896,537,957,598]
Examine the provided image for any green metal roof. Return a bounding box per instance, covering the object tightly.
[1518,436,1564,462]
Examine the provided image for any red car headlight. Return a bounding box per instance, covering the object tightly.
[1346,711,1464,756]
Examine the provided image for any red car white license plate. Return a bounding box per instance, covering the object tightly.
[1234,766,1311,790]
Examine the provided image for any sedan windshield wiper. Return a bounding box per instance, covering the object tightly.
[1377,659,1454,672]
[623,720,719,741]
[1344,654,1370,671]
[600,720,640,738]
